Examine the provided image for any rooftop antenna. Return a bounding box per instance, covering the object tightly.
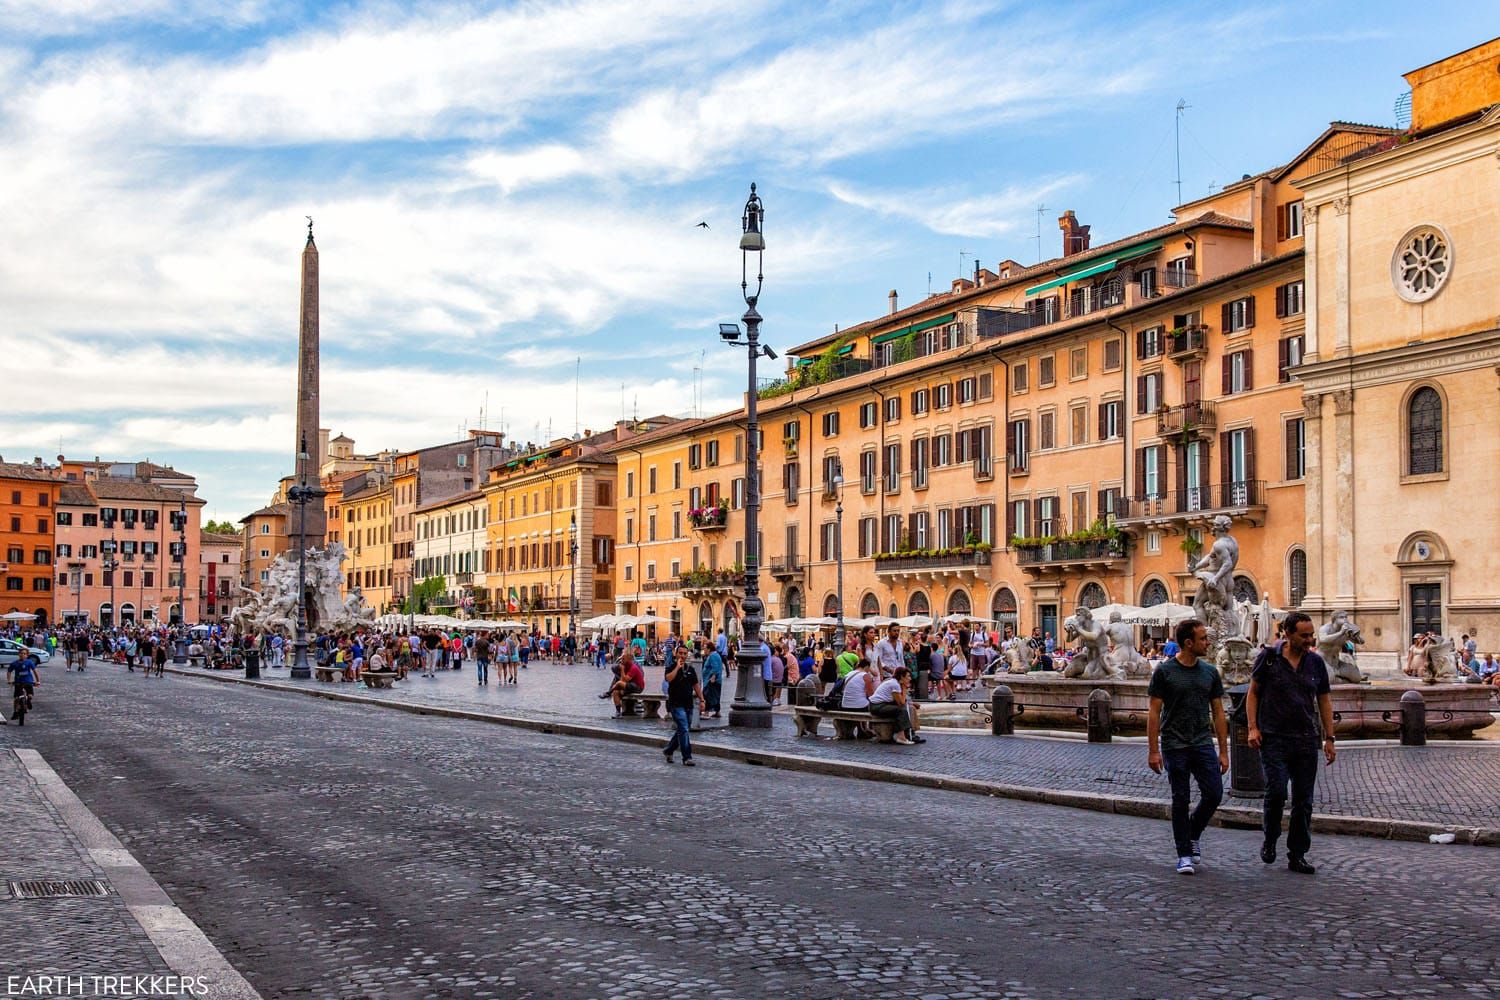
[574,357,581,437]
[1174,98,1190,206]
[1033,204,1046,263]
[927,271,933,296]
[957,249,969,280]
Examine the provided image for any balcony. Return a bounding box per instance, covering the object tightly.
[1166,324,1208,361]
[1156,400,1217,437]
[1114,480,1268,532]
[875,547,993,581]
[758,356,875,399]
[454,572,474,585]
[641,578,682,593]
[1015,537,1127,574]
[768,557,804,581]
[677,568,745,596]
[688,504,729,532]
[1163,268,1199,289]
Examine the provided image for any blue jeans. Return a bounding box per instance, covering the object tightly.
[1260,734,1319,858]
[476,658,488,683]
[1163,744,1223,858]
[665,706,692,760]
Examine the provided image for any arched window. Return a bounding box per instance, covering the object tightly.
[1141,580,1170,607]
[822,593,841,617]
[1232,575,1259,605]
[1287,549,1307,607]
[1408,387,1443,475]
[859,592,880,617]
[1078,582,1107,609]
[946,589,971,616]
[784,587,804,619]
[991,587,1017,624]
[906,591,930,616]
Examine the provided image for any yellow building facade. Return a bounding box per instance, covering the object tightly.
[342,479,393,613]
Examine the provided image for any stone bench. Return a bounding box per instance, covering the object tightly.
[362,671,398,690]
[791,705,900,743]
[620,692,667,719]
[313,665,343,683]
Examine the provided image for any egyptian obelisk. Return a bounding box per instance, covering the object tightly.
[292,219,327,548]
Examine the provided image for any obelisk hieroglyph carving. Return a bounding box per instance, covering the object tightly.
[292,219,326,550]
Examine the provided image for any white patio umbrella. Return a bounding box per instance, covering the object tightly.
[630,614,668,625]
[1088,603,1145,622]
[1,611,39,621]
[855,615,897,627]
[1125,602,1197,626]
[939,613,991,624]
[579,614,618,629]
[895,614,933,628]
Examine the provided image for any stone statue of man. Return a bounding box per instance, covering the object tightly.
[1062,606,1119,680]
[1316,610,1367,684]
[1104,611,1149,678]
[1190,515,1239,623]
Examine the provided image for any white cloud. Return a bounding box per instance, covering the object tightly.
[0,0,272,36]
[825,174,1085,238]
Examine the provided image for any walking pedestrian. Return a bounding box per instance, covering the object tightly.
[701,643,725,718]
[1147,619,1228,875]
[474,631,491,686]
[661,646,705,766]
[1246,610,1336,875]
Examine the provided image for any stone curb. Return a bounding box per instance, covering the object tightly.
[13,748,264,999]
[158,663,1500,848]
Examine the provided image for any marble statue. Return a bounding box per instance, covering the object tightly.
[1062,606,1121,680]
[1316,610,1368,684]
[1190,516,1240,628]
[1005,638,1035,675]
[1421,636,1459,684]
[1103,611,1150,678]
[232,542,374,639]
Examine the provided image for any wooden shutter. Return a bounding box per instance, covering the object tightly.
[1244,296,1255,329]
[1005,421,1016,465]
[1275,203,1288,242]
[1023,418,1032,460]
[1285,419,1300,480]
[1219,431,1232,488]
[1136,375,1147,413]
[1274,284,1286,319]
[1097,403,1107,439]
[1135,448,1146,498]
[1244,428,1257,483]
[907,513,917,546]
[1006,501,1016,539]
[1135,329,1146,359]
[1221,354,1232,394]
[1097,489,1109,519]
[1278,338,1290,383]
[1221,302,1232,332]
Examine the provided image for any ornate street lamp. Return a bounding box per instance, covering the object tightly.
[171,500,189,662]
[568,514,579,664]
[721,183,775,728]
[288,434,326,679]
[833,460,847,653]
[102,537,119,630]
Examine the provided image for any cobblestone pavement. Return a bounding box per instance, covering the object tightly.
[5,666,1499,999]
[0,749,173,981]
[174,656,1500,829]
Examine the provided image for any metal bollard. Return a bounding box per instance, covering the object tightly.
[1086,688,1112,743]
[1400,689,1426,746]
[1226,683,1265,798]
[915,668,930,701]
[991,684,1014,736]
[244,648,260,680]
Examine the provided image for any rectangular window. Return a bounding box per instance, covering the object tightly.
[1039,411,1056,451]
[882,514,902,552]
[82,513,98,527]
[1008,419,1030,472]
[910,389,928,415]
[1036,496,1057,538]
[1071,492,1088,533]
[647,515,657,542]
[1277,200,1304,240]
[55,511,72,526]
[624,564,633,582]
[1285,418,1306,480]
[1222,296,1256,333]
[706,439,720,466]
[1275,280,1305,318]
[673,462,682,489]
[958,377,977,404]
[1038,355,1056,387]
[596,482,613,507]
[882,443,901,493]
[1070,404,1088,447]
[1098,400,1121,440]
[1278,335,1305,383]
[1012,362,1028,394]
[688,445,701,470]
[1138,267,1158,299]
[932,434,951,467]
[912,437,930,489]
[648,467,658,493]
[860,451,877,493]
[731,478,745,509]
[934,383,952,409]
[1069,347,1087,380]
[1223,350,1253,394]
[972,425,994,479]
[782,462,800,503]
[1147,530,1161,554]
[822,412,840,437]
[884,396,901,423]
[977,372,993,400]
[859,402,877,429]
[1103,339,1122,372]
[672,510,682,538]
[1142,446,1162,498]
[1136,372,1163,414]
[625,471,634,498]
[1137,326,1164,360]
[857,516,877,558]
[1097,487,1122,525]
[625,518,634,544]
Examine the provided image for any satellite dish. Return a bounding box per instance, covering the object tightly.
[1394,91,1412,130]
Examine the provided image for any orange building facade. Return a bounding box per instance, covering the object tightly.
[1,462,61,624]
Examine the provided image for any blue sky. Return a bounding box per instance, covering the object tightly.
[0,0,1486,520]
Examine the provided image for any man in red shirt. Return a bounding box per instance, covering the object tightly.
[607,650,646,717]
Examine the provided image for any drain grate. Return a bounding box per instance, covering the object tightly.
[9,879,112,899]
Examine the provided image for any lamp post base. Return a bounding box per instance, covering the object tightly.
[289,638,312,680]
[727,703,774,728]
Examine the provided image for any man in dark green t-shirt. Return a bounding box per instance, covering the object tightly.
[1147,619,1228,875]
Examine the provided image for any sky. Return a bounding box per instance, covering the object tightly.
[0,0,1487,522]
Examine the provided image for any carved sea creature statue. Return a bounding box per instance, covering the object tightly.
[1006,638,1035,675]
[1103,611,1150,678]
[1062,606,1121,680]
[1316,610,1367,684]
[1422,636,1459,684]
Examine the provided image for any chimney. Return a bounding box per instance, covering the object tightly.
[888,289,899,315]
[1058,210,1091,257]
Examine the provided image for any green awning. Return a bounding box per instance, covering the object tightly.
[525,454,545,463]
[835,343,854,356]
[504,460,520,468]
[796,358,814,367]
[1023,239,1164,297]
[871,312,956,345]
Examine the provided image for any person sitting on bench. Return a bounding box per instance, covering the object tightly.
[868,665,924,745]
[605,650,646,717]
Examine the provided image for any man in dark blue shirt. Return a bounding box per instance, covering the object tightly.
[1247,610,1335,875]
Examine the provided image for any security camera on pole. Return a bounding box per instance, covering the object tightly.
[720,184,775,728]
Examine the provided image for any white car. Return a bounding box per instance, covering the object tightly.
[0,638,51,667]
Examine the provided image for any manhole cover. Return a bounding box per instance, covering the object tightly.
[9,879,111,899]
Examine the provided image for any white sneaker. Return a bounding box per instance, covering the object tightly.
[1190,840,1202,866]
[1176,857,1195,875]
